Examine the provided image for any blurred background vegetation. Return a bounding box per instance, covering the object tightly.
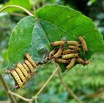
[0,0,104,103]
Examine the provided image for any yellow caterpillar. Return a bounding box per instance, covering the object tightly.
[11,69,23,88]
[50,41,64,46]
[66,41,79,46]
[15,67,26,84]
[62,49,76,54]
[25,53,37,67]
[78,36,88,51]
[68,45,80,51]
[55,58,70,63]
[62,53,78,59]
[66,58,76,70]
[53,46,63,58]
[77,57,89,65]
[48,49,56,59]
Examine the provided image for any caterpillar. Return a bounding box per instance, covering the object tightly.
[62,49,76,54]
[25,53,37,68]
[24,60,34,75]
[11,69,23,88]
[55,58,70,63]
[66,58,76,70]
[53,46,63,58]
[68,45,80,51]
[50,41,64,46]
[77,57,89,65]
[78,36,88,52]
[15,67,26,84]
[48,49,56,60]
[62,53,78,59]
[66,41,80,46]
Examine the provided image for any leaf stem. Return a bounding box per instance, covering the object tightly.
[35,66,59,97]
[0,5,34,16]
[57,70,82,103]
[0,73,17,103]
[8,91,32,102]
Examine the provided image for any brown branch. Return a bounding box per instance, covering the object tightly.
[57,70,82,103]
[0,73,17,103]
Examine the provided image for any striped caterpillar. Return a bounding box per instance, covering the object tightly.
[6,53,38,89]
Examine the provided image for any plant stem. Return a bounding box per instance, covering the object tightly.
[0,73,17,103]
[57,70,82,103]
[0,5,34,16]
[9,91,32,102]
[35,66,59,97]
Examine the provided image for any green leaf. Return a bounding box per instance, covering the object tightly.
[8,16,50,68]
[8,5,104,72]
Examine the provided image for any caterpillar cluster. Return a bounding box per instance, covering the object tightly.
[6,53,38,89]
[5,36,89,88]
[48,36,89,70]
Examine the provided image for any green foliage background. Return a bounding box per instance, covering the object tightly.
[0,0,104,103]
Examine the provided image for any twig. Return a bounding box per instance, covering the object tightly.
[0,5,34,16]
[57,70,82,103]
[8,91,32,102]
[0,73,17,103]
[28,66,59,103]
[34,66,59,97]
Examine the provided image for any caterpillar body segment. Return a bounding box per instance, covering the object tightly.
[15,67,26,84]
[53,46,63,58]
[22,63,31,74]
[62,49,76,54]
[10,70,23,88]
[24,60,34,74]
[62,53,78,59]
[50,41,64,46]
[66,41,80,46]
[78,36,88,51]
[17,63,29,79]
[55,58,70,63]
[25,53,37,68]
[66,58,76,70]
[48,49,56,59]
